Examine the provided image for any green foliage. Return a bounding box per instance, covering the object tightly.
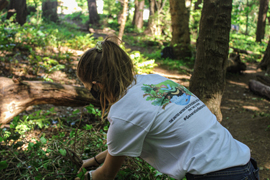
[129,51,158,74]
[0,104,107,179]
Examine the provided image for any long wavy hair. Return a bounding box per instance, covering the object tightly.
[76,37,136,117]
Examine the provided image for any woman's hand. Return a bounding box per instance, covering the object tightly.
[78,157,99,173]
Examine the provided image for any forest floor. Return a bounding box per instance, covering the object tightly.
[1,26,270,179]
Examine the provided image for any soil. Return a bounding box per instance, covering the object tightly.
[1,27,269,179]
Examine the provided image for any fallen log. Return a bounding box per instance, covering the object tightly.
[256,75,270,87]
[249,79,270,100]
[229,47,261,59]
[0,77,100,124]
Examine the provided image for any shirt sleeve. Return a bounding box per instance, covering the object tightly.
[107,118,148,157]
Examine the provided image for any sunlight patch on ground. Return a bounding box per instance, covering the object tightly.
[227,80,247,88]
[153,68,191,80]
[265,162,270,170]
[242,106,260,111]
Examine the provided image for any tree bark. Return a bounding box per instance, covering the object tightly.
[132,0,145,30]
[118,0,128,40]
[6,0,27,26]
[256,0,269,42]
[189,0,232,122]
[249,79,270,100]
[0,77,100,125]
[87,0,100,25]
[42,0,58,22]
[169,0,191,60]
[258,39,270,73]
[0,0,8,11]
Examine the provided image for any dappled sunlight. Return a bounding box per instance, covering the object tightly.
[265,162,270,170]
[242,106,260,111]
[227,80,248,88]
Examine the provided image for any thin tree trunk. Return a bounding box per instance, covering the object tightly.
[186,0,192,23]
[118,0,128,40]
[245,0,249,35]
[169,0,191,60]
[6,0,27,25]
[189,0,232,122]
[87,0,100,25]
[145,0,156,34]
[133,0,145,30]
[42,0,58,22]
[256,0,269,42]
[0,77,100,125]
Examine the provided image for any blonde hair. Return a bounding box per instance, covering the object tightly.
[76,37,136,116]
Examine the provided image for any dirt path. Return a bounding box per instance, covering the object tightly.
[153,63,270,180]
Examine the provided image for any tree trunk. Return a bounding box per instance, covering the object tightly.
[0,77,100,125]
[132,0,145,30]
[6,0,27,26]
[245,0,249,35]
[186,0,192,23]
[189,0,232,122]
[118,0,128,40]
[256,0,269,42]
[258,39,270,73]
[145,0,156,34]
[87,0,100,25]
[169,0,191,60]
[0,0,8,11]
[42,0,58,22]
[249,79,270,100]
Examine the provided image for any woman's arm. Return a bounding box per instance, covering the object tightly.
[78,150,126,180]
[91,153,126,180]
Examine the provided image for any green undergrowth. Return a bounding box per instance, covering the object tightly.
[0,105,180,180]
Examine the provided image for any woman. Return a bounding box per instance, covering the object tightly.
[76,37,259,180]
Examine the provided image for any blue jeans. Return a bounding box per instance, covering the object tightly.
[186,158,260,180]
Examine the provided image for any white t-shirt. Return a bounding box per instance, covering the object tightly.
[107,74,250,180]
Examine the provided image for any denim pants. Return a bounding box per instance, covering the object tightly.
[186,158,260,180]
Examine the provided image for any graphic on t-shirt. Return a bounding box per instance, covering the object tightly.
[141,80,194,109]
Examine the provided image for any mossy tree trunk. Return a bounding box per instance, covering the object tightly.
[189,0,232,122]
[6,0,27,26]
[132,0,145,30]
[169,0,191,60]
[256,0,269,42]
[0,77,100,125]
[42,0,58,22]
[87,0,100,25]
